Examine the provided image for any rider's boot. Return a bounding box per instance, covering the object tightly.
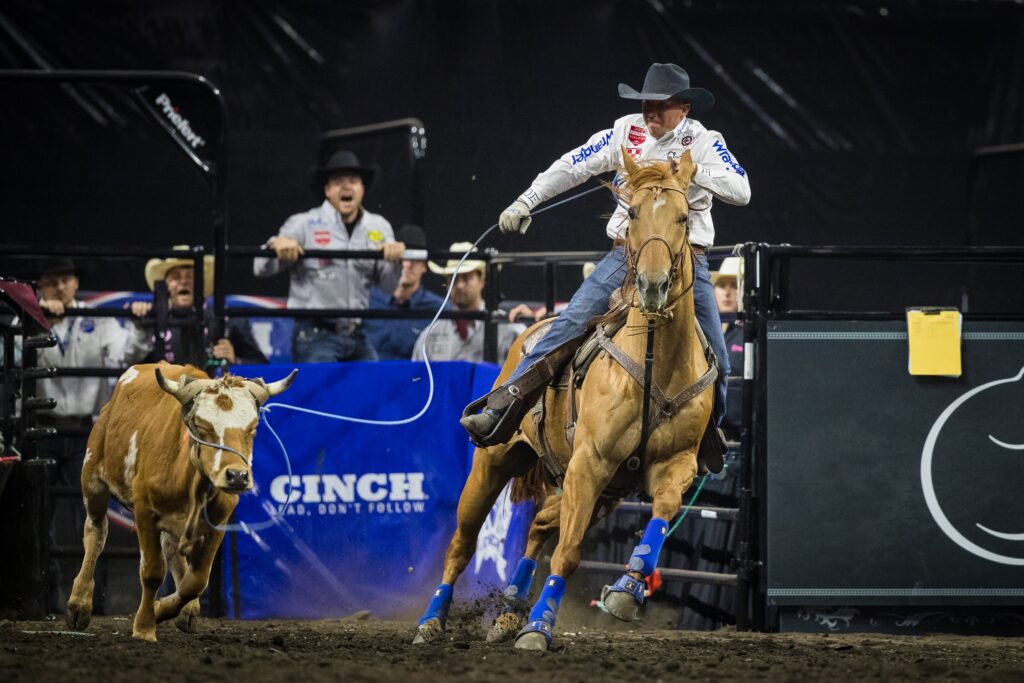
[460,338,585,447]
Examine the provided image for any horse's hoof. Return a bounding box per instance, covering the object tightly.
[65,604,92,631]
[412,618,444,644]
[486,611,524,643]
[513,631,549,651]
[601,588,640,622]
[131,628,158,642]
[174,607,199,634]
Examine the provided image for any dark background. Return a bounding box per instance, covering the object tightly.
[1,0,1022,305]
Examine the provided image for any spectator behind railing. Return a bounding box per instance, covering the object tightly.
[33,256,128,613]
[412,242,524,363]
[713,256,744,441]
[365,224,449,360]
[124,247,267,368]
[253,150,405,362]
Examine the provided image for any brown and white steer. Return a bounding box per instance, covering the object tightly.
[65,362,297,641]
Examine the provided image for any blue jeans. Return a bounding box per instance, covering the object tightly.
[292,320,378,363]
[508,246,730,425]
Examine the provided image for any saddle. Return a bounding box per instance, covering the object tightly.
[528,307,721,493]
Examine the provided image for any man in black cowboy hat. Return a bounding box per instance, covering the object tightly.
[462,62,750,452]
[365,224,449,360]
[34,256,127,614]
[254,149,405,362]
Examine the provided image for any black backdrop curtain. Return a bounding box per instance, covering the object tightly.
[2,0,1022,306]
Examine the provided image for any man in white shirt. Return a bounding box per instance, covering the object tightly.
[462,63,750,450]
[412,243,523,363]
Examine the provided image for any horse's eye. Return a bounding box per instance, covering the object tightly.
[627,207,637,220]
[677,214,688,225]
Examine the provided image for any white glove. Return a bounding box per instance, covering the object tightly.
[499,199,532,234]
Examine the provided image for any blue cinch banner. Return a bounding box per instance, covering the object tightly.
[223,360,532,620]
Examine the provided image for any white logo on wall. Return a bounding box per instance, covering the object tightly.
[154,93,207,149]
[921,367,1024,565]
[474,484,513,581]
[269,472,428,516]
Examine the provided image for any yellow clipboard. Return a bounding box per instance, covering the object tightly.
[906,307,962,377]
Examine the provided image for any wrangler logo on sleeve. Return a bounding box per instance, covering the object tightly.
[712,139,745,176]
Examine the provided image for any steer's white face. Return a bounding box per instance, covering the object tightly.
[188,380,260,492]
[155,369,298,494]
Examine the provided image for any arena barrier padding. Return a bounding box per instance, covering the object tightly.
[223,361,533,620]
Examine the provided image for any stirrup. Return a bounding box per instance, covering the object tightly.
[697,422,726,474]
[461,385,533,447]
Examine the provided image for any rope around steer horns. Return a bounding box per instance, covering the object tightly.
[192,407,295,533]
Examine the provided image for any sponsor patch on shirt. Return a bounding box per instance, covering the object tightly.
[368,229,385,243]
[571,131,614,165]
[314,229,331,246]
[680,134,693,146]
[712,139,745,176]
[628,125,646,146]
[81,318,95,333]
[626,147,642,160]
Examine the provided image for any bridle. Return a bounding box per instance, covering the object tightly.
[623,184,696,318]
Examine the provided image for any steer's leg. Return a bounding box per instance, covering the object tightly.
[515,443,617,651]
[413,441,532,644]
[602,451,698,622]
[161,532,200,634]
[65,470,110,631]
[132,508,166,641]
[154,528,225,624]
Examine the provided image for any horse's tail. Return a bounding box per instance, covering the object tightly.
[511,459,549,507]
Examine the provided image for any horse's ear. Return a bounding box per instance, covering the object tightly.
[621,145,639,178]
[676,149,696,183]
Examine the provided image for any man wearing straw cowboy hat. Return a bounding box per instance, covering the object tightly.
[412,242,524,363]
[254,149,405,362]
[462,62,750,456]
[125,246,266,367]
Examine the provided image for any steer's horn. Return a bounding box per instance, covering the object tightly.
[266,369,298,397]
[155,368,206,404]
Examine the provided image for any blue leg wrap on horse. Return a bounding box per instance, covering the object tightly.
[520,575,566,643]
[504,557,537,600]
[418,583,453,626]
[627,517,669,576]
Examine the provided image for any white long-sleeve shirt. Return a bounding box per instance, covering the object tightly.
[35,301,129,417]
[516,115,751,245]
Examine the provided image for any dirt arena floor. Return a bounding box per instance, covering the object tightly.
[3,611,1024,682]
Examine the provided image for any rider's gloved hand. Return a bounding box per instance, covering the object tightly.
[499,199,532,235]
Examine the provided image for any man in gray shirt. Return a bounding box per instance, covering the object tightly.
[254,150,405,362]
[412,242,524,363]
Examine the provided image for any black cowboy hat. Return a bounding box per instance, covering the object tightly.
[618,63,715,115]
[395,224,428,251]
[39,257,77,278]
[311,150,380,196]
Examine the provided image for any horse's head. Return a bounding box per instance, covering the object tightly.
[618,150,695,315]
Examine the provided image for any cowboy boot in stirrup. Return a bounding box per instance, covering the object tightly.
[460,334,590,447]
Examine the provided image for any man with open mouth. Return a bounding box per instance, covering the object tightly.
[254,150,405,362]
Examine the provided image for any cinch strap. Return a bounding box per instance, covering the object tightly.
[418,583,453,626]
[627,517,669,576]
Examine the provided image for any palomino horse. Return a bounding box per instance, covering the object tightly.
[414,151,715,651]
